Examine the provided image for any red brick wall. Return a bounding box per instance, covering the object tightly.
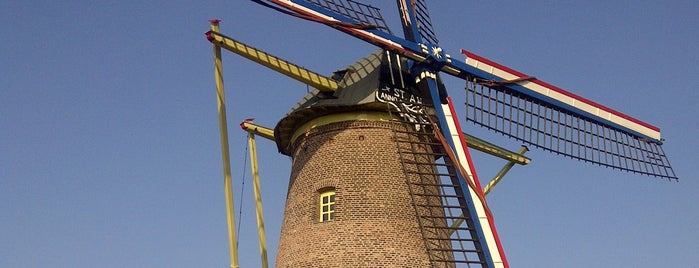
[275,120,443,267]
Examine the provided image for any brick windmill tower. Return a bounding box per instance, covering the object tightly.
[207,1,677,267]
[272,51,469,267]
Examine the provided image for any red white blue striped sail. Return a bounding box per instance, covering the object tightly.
[461,50,676,180]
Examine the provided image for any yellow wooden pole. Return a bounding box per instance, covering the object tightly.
[240,120,275,141]
[462,132,530,165]
[482,146,529,196]
[210,19,239,268]
[247,131,269,268]
[206,31,339,92]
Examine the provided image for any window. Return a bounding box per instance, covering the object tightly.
[319,189,335,222]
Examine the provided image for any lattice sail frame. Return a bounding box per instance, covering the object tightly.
[304,0,391,31]
[397,0,439,44]
[464,78,677,180]
[386,92,491,267]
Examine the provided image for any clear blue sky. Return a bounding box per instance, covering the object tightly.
[2,1,697,267]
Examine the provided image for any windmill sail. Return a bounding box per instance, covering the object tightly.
[461,50,677,180]
[397,0,439,44]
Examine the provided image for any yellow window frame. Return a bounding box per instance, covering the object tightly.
[319,189,335,222]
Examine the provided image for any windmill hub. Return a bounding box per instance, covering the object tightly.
[417,43,451,69]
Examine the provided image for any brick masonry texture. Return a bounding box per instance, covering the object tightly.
[275,120,447,267]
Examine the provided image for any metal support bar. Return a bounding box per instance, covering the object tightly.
[483,146,529,196]
[206,30,340,92]
[247,130,269,268]
[209,19,239,268]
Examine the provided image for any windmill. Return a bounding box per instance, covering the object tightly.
[206,1,678,267]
